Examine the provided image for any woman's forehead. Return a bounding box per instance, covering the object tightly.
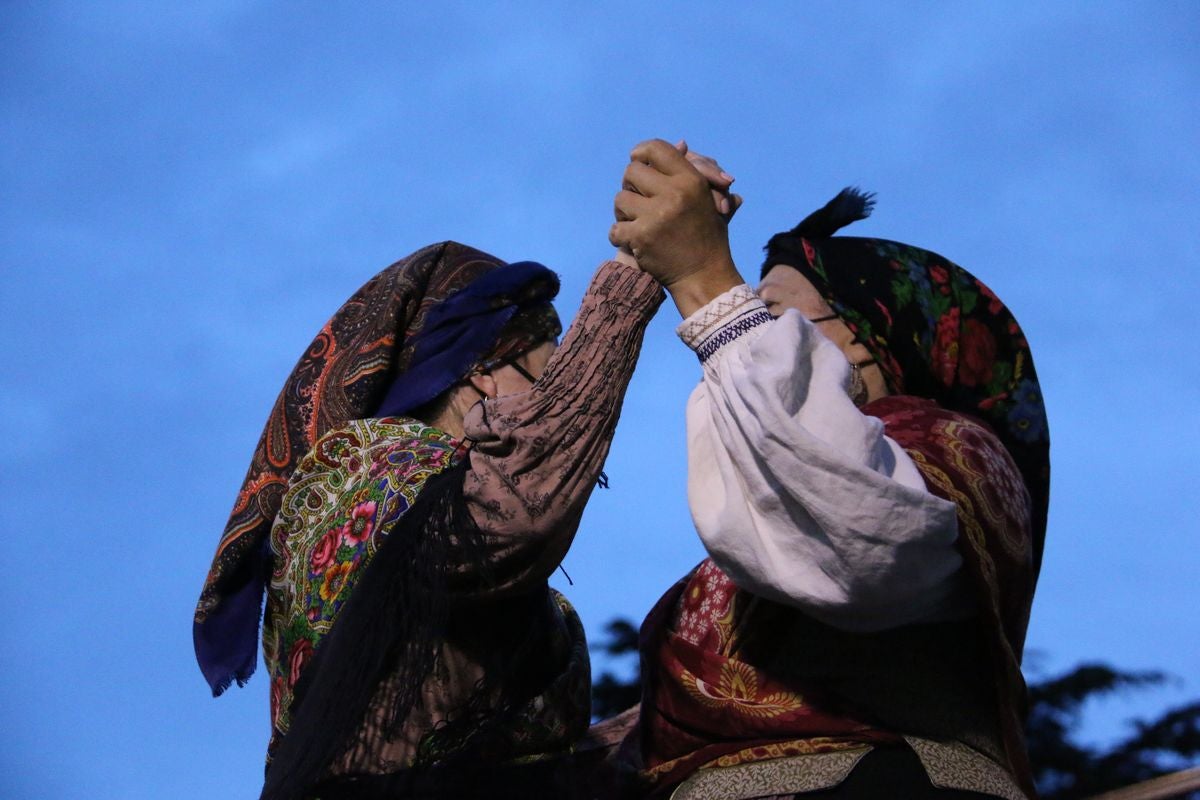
[757,265,832,314]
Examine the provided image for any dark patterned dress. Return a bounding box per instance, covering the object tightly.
[260,260,664,787]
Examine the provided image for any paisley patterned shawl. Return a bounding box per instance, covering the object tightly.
[195,242,517,696]
[635,562,897,793]
[262,417,591,767]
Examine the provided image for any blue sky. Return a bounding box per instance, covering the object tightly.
[1,2,1197,797]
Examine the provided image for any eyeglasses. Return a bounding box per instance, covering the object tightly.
[503,359,539,385]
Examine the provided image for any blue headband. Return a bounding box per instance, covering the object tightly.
[374,260,560,417]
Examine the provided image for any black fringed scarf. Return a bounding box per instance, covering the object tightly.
[261,457,562,799]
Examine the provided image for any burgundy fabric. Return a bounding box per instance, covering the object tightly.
[871,396,1038,795]
[635,397,1038,798]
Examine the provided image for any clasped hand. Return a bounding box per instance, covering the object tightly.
[609,139,742,291]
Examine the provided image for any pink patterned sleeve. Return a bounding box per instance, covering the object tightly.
[457,260,663,596]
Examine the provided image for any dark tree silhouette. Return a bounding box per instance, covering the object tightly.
[590,616,1200,798]
[591,618,640,721]
[1025,662,1199,799]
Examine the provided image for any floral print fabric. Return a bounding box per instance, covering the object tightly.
[263,417,462,746]
[767,236,1049,574]
[196,242,525,695]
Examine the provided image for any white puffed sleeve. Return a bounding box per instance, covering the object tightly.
[679,285,971,631]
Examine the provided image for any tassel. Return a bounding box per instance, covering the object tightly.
[792,187,876,239]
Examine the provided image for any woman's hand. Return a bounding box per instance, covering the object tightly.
[610,139,738,291]
[612,140,741,268]
[677,140,743,221]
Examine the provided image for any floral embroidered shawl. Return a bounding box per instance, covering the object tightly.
[263,417,462,747]
[262,417,590,769]
[764,229,1050,578]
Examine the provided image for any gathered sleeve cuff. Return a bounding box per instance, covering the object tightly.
[458,260,663,596]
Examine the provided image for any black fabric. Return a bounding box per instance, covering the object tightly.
[260,459,492,800]
[311,754,593,800]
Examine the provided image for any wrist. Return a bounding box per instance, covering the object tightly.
[611,248,639,269]
[665,256,744,318]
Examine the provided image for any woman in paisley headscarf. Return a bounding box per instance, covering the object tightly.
[610,140,1050,799]
[194,241,665,798]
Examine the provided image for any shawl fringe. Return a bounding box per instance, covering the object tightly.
[260,458,491,799]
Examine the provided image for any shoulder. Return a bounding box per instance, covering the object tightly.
[272,418,461,564]
[869,396,1032,558]
[865,396,1012,468]
[291,417,460,481]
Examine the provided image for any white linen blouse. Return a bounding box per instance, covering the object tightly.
[677,284,973,632]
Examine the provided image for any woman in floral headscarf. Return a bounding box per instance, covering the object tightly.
[194,241,664,798]
[609,140,1050,800]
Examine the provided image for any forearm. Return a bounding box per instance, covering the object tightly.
[458,259,663,594]
[663,260,744,319]
[612,247,742,319]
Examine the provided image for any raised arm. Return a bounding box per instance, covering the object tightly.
[610,138,745,318]
[453,141,744,596]
[610,139,970,630]
[458,259,663,595]
[680,286,969,630]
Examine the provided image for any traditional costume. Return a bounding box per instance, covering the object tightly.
[193,242,663,798]
[625,192,1050,799]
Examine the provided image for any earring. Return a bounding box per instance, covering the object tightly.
[848,358,876,407]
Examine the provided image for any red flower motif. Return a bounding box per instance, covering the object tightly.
[879,350,905,393]
[931,308,960,386]
[874,298,893,327]
[930,264,950,285]
[270,675,285,724]
[977,392,1008,411]
[309,527,341,573]
[342,500,377,543]
[977,280,1004,314]
[802,239,816,266]
[958,319,997,387]
[289,638,314,687]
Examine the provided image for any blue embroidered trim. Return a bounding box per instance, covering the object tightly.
[695,309,773,363]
